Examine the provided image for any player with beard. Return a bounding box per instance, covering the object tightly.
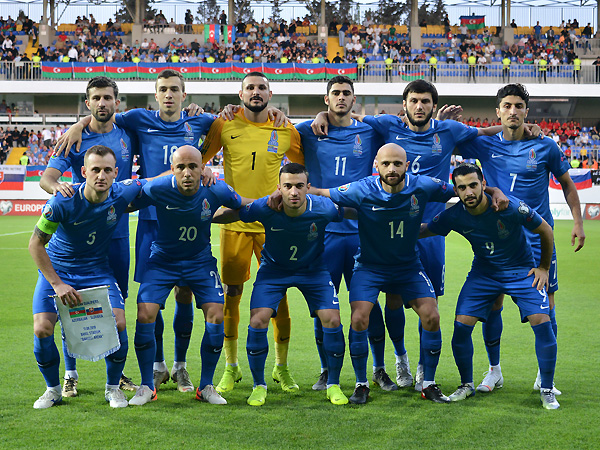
[309,143,456,404]
[421,163,559,409]
[201,72,304,394]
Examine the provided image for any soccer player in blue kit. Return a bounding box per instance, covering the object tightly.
[40,76,138,397]
[310,143,456,404]
[29,145,145,409]
[295,76,401,392]
[457,84,585,395]
[128,146,248,406]
[213,163,348,406]
[421,163,560,409]
[58,70,218,394]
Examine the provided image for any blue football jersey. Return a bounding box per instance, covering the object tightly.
[114,109,216,220]
[458,134,570,233]
[42,179,146,273]
[239,195,344,271]
[136,176,241,260]
[47,124,135,238]
[428,195,543,275]
[296,118,383,234]
[329,174,454,267]
[363,115,478,221]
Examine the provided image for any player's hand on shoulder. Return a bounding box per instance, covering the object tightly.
[311,111,329,136]
[436,104,463,122]
[267,107,289,127]
[184,103,204,116]
[528,267,549,291]
[53,182,75,198]
[201,165,217,186]
[219,104,241,121]
[267,188,283,211]
[54,121,86,157]
[489,187,509,212]
[53,282,82,307]
[524,123,544,139]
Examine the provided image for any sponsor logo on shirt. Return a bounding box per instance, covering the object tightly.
[526,148,538,171]
[409,194,420,217]
[120,138,129,161]
[431,133,442,155]
[184,121,195,143]
[353,134,363,156]
[267,130,279,153]
[201,198,212,220]
[107,205,117,225]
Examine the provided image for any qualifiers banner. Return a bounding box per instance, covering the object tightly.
[0,199,47,216]
[56,285,120,362]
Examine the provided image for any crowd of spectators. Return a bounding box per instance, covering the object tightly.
[0,125,66,165]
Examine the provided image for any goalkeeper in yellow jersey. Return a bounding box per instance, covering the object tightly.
[201,72,304,394]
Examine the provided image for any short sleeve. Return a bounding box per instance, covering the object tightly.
[427,209,453,236]
[513,199,543,231]
[239,197,268,223]
[328,181,362,208]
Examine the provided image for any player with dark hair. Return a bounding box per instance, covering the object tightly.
[421,163,559,409]
[202,72,304,394]
[213,163,348,406]
[29,145,146,409]
[457,83,585,395]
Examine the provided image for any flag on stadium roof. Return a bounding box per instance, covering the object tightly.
[232,62,263,78]
[295,63,325,80]
[263,63,295,80]
[460,15,486,30]
[41,62,72,79]
[73,62,106,79]
[204,24,219,44]
[200,63,232,79]
[169,63,201,79]
[326,64,357,80]
[137,63,163,79]
[106,63,137,79]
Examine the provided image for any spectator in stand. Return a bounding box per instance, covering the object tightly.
[510,19,517,28]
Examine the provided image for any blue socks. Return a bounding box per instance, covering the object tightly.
[367,301,385,369]
[246,326,269,387]
[154,310,165,363]
[549,306,557,338]
[482,307,503,366]
[314,318,328,371]
[134,321,156,389]
[421,329,442,382]
[451,321,474,384]
[199,322,224,390]
[323,325,344,385]
[34,335,60,388]
[106,329,128,386]
[173,301,194,363]
[349,327,368,384]
[62,336,77,371]
[532,321,557,390]
[385,306,406,357]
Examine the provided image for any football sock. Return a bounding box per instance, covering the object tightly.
[62,336,77,372]
[106,329,128,386]
[134,321,156,390]
[323,324,344,386]
[273,294,291,366]
[246,325,269,387]
[532,321,557,390]
[421,329,442,383]
[173,301,194,363]
[64,370,78,380]
[349,327,368,384]
[34,335,60,388]
[199,322,224,390]
[223,293,242,365]
[367,301,386,369]
[154,309,165,363]
[314,317,328,371]
[223,340,238,366]
[385,305,407,356]
[549,306,557,338]
[451,321,475,384]
[482,307,503,367]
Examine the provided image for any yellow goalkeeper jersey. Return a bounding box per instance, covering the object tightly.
[202,109,304,232]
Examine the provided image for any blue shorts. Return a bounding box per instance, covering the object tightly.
[137,253,225,309]
[349,263,436,308]
[417,235,445,297]
[109,236,130,299]
[530,242,558,294]
[250,265,339,318]
[457,269,550,323]
[324,231,359,292]
[134,219,158,283]
[32,269,124,315]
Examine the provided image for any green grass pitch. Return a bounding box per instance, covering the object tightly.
[1,216,599,449]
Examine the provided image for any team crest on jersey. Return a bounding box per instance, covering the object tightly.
[267,130,279,153]
[201,198,212,220]
[432,214,440,222]
[353,134,363,156]
[120,138,129,161]
[526,148,538,171]
[107,205,117,225]
[409,194,420,217]
[184,121,194,142]
[497,219,509,238]
[337,183,350,192]
[307,222,318,241]
[43,204,53,219]
[431,133,442,155]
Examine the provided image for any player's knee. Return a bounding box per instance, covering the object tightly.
[421,309,440,331]
[249,311,270,329]
[203,304,224,324]
[33,323,54,338]
[319,311,341,328]
[351,312,369,331]
[174,286,193,303]
[225,284,243,296]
